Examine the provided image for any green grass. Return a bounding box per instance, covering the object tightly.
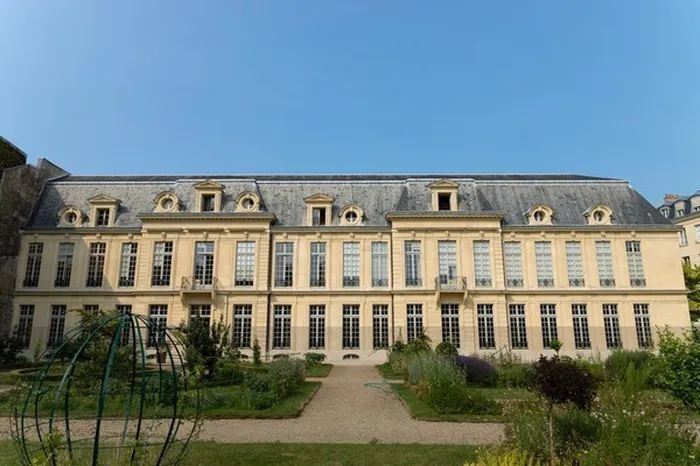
[0,381,320,420]
[392,384,505,423]
[0,441,481,466]
[304,363,333,378]
[375,363,401,379]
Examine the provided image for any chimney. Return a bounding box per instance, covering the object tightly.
[664,193,680,203]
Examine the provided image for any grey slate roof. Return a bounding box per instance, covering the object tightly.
[26,174,671,229]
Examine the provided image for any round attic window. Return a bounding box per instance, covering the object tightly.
[344,210,358,224]
[592,210,605,223]
[533,210,545,223]
[241,196,255,211]
[65,212,77,225]
[161,198,174,211]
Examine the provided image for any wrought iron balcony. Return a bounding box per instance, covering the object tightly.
[180,276,218,298]
[630,278,646,287]
[434,276,468,292]
[599,278,616,288]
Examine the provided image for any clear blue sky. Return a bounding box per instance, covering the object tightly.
[1,1,699,204]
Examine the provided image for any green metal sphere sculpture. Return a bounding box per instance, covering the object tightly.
[12,311,202,465]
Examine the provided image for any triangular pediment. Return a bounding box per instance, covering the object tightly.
[304,193,335,203]
[428,179,459,189]
[194,180,224,190]
[87,194,120,204]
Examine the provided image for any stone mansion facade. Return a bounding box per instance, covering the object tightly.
[12,174,691,362]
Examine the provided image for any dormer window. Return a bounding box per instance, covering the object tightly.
[661,209,669,218]
[677,210,685,217]
[428,179,458,211]
[87,194,120,227]
[304,193,335,226]
[194,180,224,213]
[202,194,216,212]
[312,207,327,226]
[438,193,451,211]
[154,191,180,213]
[526,205,554,225]
[533,210,545,223]
[58,206,83,227]
[585,205,613,225]
[339,205,363,226]
[96,208,110,226]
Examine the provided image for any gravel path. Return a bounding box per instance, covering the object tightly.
[0,366,505,445]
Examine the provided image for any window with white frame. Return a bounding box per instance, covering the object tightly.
[86,242,106,287]
[83,304,99,313]
[373,304,389,349]
[473,241,492,287]
[696,225,700,243]
[274,242,294,287]
[477,304,495,349]
[273,305,292,349]
[371,242,388,287]
[148,305,168,348]
[190,304,211,327]
[54,242,74,287]
[23,242,43,287]
[535,241,554,287]
[603,304,622,348]
[194,241,215,286]
[118,242,138,287]
[47,305,66,347]
[404,241,422,286]
[309,305,326,349]
[311,207,327,226]
[441,303,460,348]
[235,241,255,286]
[17,305,34,348]
[438,241,457,288]
[634,304,652,349]
[310,242,326,287]
[677,209,685,217]
[625,241,646,287]
[540,304,558,348]
[151,241,173,286]
[508,304,527,349]
[595,241,615,287]
[566,241,584,287]
[116,305,132,346]
[343,242,360,287]
[232,305,252,348]
[680,229,688,246]
[342,305,360,349]
[683,256,691,266]
[96,208,110,226]
[504,242,523,287]
[571,304,591,349]
[406,304,423,342]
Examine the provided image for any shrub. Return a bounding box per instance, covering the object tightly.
[530,356,600,411]
[405,333,432,354]
[0,335,25,365]
[466,448,543,466]
[305,352,326,365]
[497,364,531,388]
[252,338,261,365]
[604,350,658,386]
[435,341,458,358]
[656,327,700,411]
[179,314,232,378]
[210,363,243,386]
[455,355,498,387]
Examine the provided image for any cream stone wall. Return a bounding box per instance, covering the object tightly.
[12,216,691,363]
[676,215,700,266]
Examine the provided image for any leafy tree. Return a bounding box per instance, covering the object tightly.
[683,264,700,321]
[179,315,231,378]
[657,327,700,411]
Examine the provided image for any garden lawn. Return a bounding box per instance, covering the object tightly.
[0,441,480,465]
[375,363,401,379]
[392,384,506,423]
[0,381,320,419]
[304,363,333,378]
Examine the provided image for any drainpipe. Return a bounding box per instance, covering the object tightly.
[264,227,273,360]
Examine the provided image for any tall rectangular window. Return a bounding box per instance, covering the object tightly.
[54,242,74,287]
[47,305,67,347]
[342,242,360,287]
[116,305,132,346]
[17,305,34,348]
[404,241,422,286]
[151,241,173,286]
[441,303,460,348]
[634,304,653,349]
[312,207,327,226]
[473,240,492,287]
[566,241,584,287]
[438,241,457,288]
[508,304,527,349]
[680,229,688,246]
[535,241,554,287]
[273,305,292,349]
[342,305,360,349]
[406,304,423,342]
[603,304,622,349]
[372,304,389,349]
[86,242,106,287]
[309,242,326,287]
[477,304,495,349]
[194,241,215,285]
[190,305,211,327]
[96,208,110,226]
[309,305,326,349]
[371,242,388,287]
[504,242,523,287]
[23,242,43,287]
[232,305,252,348]
[118,242,138,287]
[540,304,558,348]
[201,194,215,212]
[572,304,591,349]
[235,241,255,286]
[83,304,100,313]
[148,305,168,348]
[696,225,700,243]
[596,241,615,287]
[274,242,294,287]
[625,241,646,287]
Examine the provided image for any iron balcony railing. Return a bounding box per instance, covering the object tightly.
[434,276,468,291]
[181,276,218,291]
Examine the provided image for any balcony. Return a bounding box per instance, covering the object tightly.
[180,276,218,299]
[434,276,468,293]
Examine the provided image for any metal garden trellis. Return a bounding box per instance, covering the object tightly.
[11,311,203,465]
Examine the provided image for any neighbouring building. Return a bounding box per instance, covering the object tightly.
[0,136,67,337]
[658,193,700,267]
[12,174,690,361]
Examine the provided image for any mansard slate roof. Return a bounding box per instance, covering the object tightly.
[26,174,671,229]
